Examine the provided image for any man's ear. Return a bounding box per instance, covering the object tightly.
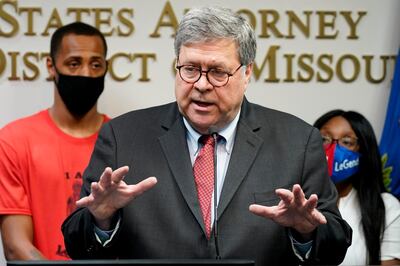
[46,56,56,79]
[244,62,253,85]
[245,62,253,77]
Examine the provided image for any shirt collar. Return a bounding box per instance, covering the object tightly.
[183,110,240,155]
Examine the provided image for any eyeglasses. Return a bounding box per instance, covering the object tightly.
[321,135,358,149]
[175,64,243,87]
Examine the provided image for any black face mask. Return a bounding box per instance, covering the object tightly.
[54,69,105,118]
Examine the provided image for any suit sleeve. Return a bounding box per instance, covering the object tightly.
[301,127,352,265]
[62,122,122,259]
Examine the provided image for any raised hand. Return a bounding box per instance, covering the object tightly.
[76,166,157,229]
[249,184,327,236]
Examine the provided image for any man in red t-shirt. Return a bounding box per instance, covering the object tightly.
[0,22,110,260]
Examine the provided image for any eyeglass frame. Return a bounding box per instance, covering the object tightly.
[321,135,358,150]
[175,62,243,87]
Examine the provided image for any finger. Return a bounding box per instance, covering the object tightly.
[292,184,306,206]
[76,181,99,208]
[309,209,327,224]
[130,176,158,197]
[111,166,130,184]
[76,198,86,208]
[304,194,318,211]
[76,191,95,207]
[249,204,277,219]
[275,188,293,205]
[98,167,113,188]
[76,195,92,208]
[90,181,104,197]
[303,194,327,225]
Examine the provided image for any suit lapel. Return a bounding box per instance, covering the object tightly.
[218,100,264,218]
[158,107,205,233]
[157,100,264,233]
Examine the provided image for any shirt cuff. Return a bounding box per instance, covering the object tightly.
[94,217,121,247]
[288,230,313,261]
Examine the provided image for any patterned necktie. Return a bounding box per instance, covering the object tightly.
[193,135,215,239]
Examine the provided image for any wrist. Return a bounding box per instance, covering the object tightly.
[92,211,120,231]
[290,228,314,243]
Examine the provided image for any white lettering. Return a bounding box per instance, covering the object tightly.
[334,158,359,172]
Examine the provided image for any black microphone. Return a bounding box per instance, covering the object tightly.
[208,126,221,260]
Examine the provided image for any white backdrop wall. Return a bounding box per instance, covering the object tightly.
[1,0,399,139]
[0,0,399,264]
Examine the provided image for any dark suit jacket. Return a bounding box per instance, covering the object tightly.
[62,99,352,265]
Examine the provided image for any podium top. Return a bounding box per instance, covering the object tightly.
[7,259,255,266]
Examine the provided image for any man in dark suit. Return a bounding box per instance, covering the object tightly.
[62,6,352,265]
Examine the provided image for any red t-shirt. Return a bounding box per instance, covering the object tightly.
[0,110,110,260]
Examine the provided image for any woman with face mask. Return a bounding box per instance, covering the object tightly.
[314,110,400,266]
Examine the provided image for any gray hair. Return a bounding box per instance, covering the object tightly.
[174,6,257,66]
